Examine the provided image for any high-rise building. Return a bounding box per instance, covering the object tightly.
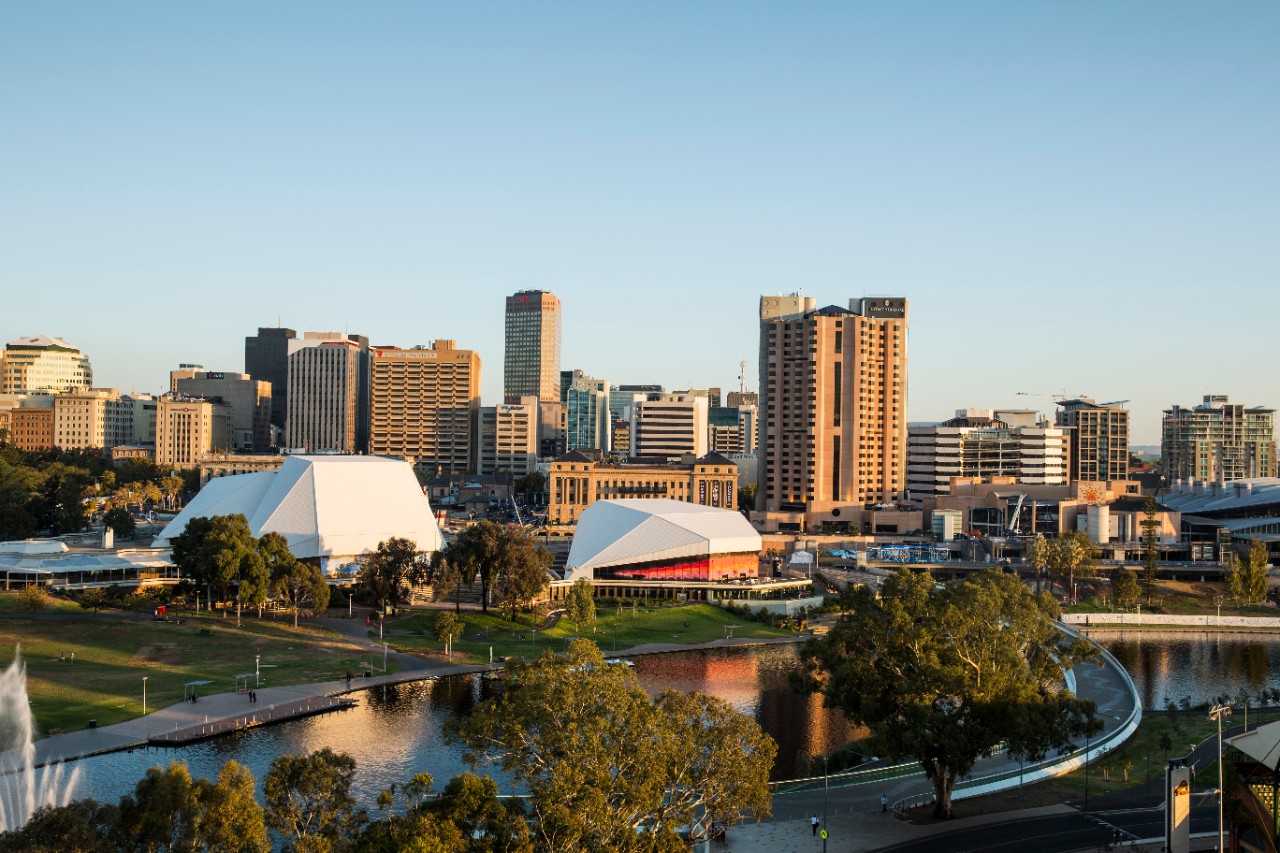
[565,375,611,453]
[369,340,481,473]
[505,290,562,404]
[474,397,537,477]
[53,388,120,451]
[169,364,204,393]
[175,371,273,452]
[708,405,758,456]
[907,409,1068,500]
[286,333,370,454]
[155,395,232,469]
[1055,398,1130,483]
[1,336,93,394]
[244,327,297,431]
[1161,395,1277,482]
[758,296,909,522]
[630,393,709,460]
[609,385,663,422]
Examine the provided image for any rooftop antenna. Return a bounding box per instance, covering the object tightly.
[739,360,747,395]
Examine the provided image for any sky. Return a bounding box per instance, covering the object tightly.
[2,2,1277,445]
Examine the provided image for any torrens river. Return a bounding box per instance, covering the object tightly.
[66,643,858,806]
[1099,631,1280,709]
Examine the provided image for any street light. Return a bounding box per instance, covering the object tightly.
[1083,730,1091,810]
[1209,701,1233,853]
[142,676,148,715]
[822,753,829,853]
[255,654,261,688]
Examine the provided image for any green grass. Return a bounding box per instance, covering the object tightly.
[1065,578,1278,618]
[0,590,83,614]
[0,607,393,736]
[1051,712,1265,795]
[383,603,797,664]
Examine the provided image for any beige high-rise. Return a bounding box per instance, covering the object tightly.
[1,336,93,394]
[369,341,481,473]
[504,290,561,403]
[1056,398,1130,483]
[759,296,908,526]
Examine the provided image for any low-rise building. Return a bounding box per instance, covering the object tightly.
[547,451,738,525]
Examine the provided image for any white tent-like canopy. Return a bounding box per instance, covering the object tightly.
[154,455,443,564]
[565,499,761,580]
[1229,719,1280,771]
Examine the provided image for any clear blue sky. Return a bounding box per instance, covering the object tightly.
[3,2,1276,444]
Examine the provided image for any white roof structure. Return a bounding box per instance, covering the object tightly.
[0,540,70,556]
[154,455,443,560]
[1229,719,1280,771]
[566,499,761,578]
[6,335,78,350]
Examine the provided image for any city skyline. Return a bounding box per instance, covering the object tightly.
[4,3,1277,444]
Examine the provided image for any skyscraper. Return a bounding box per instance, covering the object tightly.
[1055,398,1129,483]
[285,333,370,454]
[1161,395,1276,482]
[758,295,909,520]
[244,326,297,431]
[369,341,481,473]
[565,375,611,453]
[504,290,561,404]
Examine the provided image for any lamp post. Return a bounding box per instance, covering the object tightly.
[1083,730,1090,810]
[142,676,148,715]
[255,654,261,688]
[1209,701,1233,853]
[383,643,388,672]
[822,753,829,853]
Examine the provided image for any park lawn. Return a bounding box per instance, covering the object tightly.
[0,590,83,614]
[1066,578,1278,618]
[0,612,391,736]
[383,603,796,664]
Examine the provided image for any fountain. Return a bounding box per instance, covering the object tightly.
[0,648,81,831]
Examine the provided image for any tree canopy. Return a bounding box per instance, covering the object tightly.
[358,537,430,612]
[441,522,551,616]
[449,639,774,849]
[1227,539,1269,604]
[796,569,1101,818]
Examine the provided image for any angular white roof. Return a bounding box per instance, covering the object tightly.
[6,335,78,350]
[154,455,442,559]
[566,499,761,575]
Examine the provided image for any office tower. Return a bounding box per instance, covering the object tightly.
[726,390,759,408]
[1055,398,1130,483]
[609,385,663,422]
[708,405,758,456]
[907,409,1068,500]
[758,295,909,517]
[474,397,537,476]
[52,388,121,450]
[369,341,481,473]
[1,336,93,394]
[610,418,631,456]
[155,396,233,469]
[1161,395,1277,482]
[286,333,370,454]
[630,393,709,460]
[175,371,273,452]
[504,290,561,403]
[244,326,297,431]
[565,375,611,453]
[9,403,55,451]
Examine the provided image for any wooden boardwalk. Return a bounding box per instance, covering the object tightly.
[147,695,357,745]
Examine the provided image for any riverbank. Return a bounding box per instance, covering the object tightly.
[1063,612,1280,633]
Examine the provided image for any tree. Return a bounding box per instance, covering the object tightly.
[425,773,532,853]
[195,760,270,853]
[450,640,774,849]
[431,558,463,614]
[0,798,121,853]
[1141,495,1160,605]
[117,761,202,853]
[1227,539,1270,604]
[79,587,110,614]
[103,507,136,539]
[273,562,332,628]
[1025,535,1051,595]
[513,472,546,505]
[170,515,258,612]
[433,611,462,658]
[1109,567,1140,610]
[159,475,186,511]
[264,749,364,853]
[795,569,1101,819]
[233,547,269,626]
[443,522,551,616]
[564,578,596,631]
[1049,531,1096,604]
[737,482,758,513]
[358,538,430,612]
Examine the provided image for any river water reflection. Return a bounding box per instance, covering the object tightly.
[1100,631,1280,709]
[67,643,856,806]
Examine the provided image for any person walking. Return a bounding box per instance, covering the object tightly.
[881,793,889,813]
[810,815,820,836]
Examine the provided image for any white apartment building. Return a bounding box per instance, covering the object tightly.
[1,336,93,394]
[474,397,538,477]
[907,409,1068,501]
[630,393,709,460]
